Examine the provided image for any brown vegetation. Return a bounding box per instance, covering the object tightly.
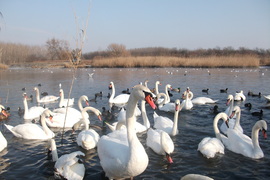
[90,55,260,68]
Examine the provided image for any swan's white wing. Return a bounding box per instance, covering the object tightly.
[198,137,224,158]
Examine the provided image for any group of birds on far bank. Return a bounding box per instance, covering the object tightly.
[0,79,269,180]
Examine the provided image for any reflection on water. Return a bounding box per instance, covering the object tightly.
[0,67,269,179]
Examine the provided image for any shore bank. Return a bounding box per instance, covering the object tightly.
[1,55,269,69]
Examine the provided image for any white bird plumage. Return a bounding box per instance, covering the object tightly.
[5,109,55,140]
[59,89,74,108]
[33,87,59,103]
[108,81,130,108]
[97,85,156,179]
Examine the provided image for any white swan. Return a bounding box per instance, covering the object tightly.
[0,131,7,152]
[181,174,214,180]
[108,81,130,108]
[33,87,59,103]
[53,95,89,119]
[154,80,162,95]
[154,99,180,136]
[146,128,174,163]
[157,93,176,112]
[225,120,267,159]
[234,90,246,101]
[50,139,85,180]
[264,95,270,102]
[197,112,229,159]
[59,89,74,108]
[221,106,243,135]
[97,84,156,179]
[22,93,46,120]
[4,109,55,140]
[110,100,150,133]
[192,97,218,105]
[180,91,193,110]
[76,106,102,150]
[220,95,242,135]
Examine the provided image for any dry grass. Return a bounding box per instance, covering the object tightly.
[0,63,9,69]
[90,55,260,68]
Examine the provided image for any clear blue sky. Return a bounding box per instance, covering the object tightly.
[1,0,270,52]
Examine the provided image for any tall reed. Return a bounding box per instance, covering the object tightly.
[91,55,260,68]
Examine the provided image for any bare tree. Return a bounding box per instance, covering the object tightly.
[107,43,130,57]
[46,38,70,60]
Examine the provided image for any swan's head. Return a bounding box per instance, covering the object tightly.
[230,106,241,118]
[226,94,234,106]
[109,82,114,89]
[42,109,53,121]
[81,95,89,106]
[156,81,162,85]
[59,89,64,96]
[132,85,156,109]
[33,87,38,91]
[175,99,181,111]
[256,120,267,139]
[167,84,172,90]
[0,105,9,117]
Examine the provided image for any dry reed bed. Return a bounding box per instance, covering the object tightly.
[91,56,260,68]
[0,63,9,69]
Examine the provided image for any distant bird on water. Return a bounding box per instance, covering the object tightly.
[220,88,228,93]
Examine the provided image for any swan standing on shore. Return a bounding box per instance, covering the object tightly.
[225,120,267,159]
[59,89,74,108]
[33,87,59,103]
[76,106,102,150]
[198,112,229,159]
[97,85,156,179]
[154,99,181,136]
[49,139,85,180]
[5,109,55,140]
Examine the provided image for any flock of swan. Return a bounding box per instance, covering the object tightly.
[0,79,269,180]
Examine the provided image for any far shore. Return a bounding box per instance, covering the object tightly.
[1,55,269,69]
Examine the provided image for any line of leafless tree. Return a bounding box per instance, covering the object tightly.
[0,38,270,65]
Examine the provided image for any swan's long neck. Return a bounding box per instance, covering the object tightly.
[59,90,64,105]
[82,107,98,129]
[109,83,115,102]
[78,97,84,112]
[141,100,150,129]
[165,85,170,103]
[171,109,179,136]
[155,82,159,95]
[41,113,54,137]
[35,88,41,102]
[157,93,167,107]
[50,139,58,162]
[228,98,234,116]
[23,98,29,116]
[213,113,225,140]
[233,109,241,129]
[251,122,262,152]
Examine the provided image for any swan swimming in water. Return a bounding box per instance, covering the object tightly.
[59,89,74,108]
[33,87,59,103]
[234,90,246,101]
[75,106,102,150]
[108,81,130,108]
[97,84,156,179]
[198,112,229,159]
[225,120,267,159]
[0,131,7,152]
[154,99,181,136]
[49,139,85,180]
[5,109,55,140]
[146,128,174,163]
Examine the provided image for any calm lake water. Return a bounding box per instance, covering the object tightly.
[0,67,269,179]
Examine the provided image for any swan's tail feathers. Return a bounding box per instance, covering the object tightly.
[4,124,22,138]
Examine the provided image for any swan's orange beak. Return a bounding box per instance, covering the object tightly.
[145,94,156,110]
[49,115,53,122]
[1,109,8,117]
[85,100,89,106]
[229,111,235,119]
[175,103,180,111]
[97,115,102,121]
[108,84,112,90]
[262,129,267,139]
[226,99,231,106]
[166,153,173,164]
